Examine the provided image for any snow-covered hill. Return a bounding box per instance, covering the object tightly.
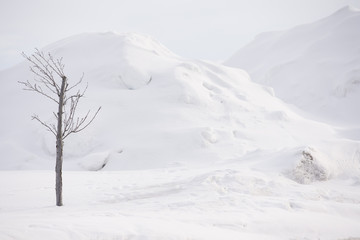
[1,12,360,239]
[225,6,360,126]
[1,31,358,182]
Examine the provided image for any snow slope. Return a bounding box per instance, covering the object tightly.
[0,28,360,239]
[225,6,360,126]
[1,31,358,180]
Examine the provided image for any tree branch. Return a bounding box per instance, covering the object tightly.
[32,115,57,136]
[21,49,101,142]
[18,80,59,104]
[63,106,101,139]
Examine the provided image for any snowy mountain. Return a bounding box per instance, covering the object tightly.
[0,31,359,182]
[1,11,360,239]
[225,6,360,126]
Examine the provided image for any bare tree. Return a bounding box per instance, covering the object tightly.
[19,49,101,206]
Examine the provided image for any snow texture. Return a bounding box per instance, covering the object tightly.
[0,7,360,240]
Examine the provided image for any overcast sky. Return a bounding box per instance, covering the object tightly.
[0,0,359,70]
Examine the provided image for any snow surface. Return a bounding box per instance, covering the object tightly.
[1,169,360,240]
[0,7,360,239]
[225,6,360,126]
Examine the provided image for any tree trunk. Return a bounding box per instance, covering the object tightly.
[56,76,66,206]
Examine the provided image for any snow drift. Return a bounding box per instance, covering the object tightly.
[225,6,360,126]
[0,31,359,181]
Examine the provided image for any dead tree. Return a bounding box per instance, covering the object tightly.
[19,49,101,206]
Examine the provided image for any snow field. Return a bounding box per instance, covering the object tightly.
[1,166,360,240]
[0,6,360,240]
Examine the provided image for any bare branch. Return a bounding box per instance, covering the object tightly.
[51,123,57,133]
[33,49,64,78]
[21,50,63,96]
[32,115,57,136]
[18,80,59,104]
[65,82,88,103]
[66,73,84,92]
[63,106,101,139]
[62,92,82,137]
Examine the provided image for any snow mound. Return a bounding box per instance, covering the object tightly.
[0,31,359,181]
[225,6,360,125]
[43,32,178,90]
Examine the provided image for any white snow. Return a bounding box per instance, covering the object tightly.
[1,168,360,240]
[0,7,360,240]
[225,6,360,126]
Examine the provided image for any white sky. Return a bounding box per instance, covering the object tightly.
[0,0,359,70]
